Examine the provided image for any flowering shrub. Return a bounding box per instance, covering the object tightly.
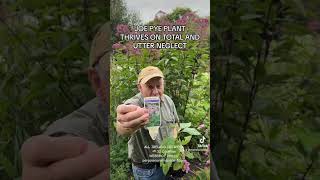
[112,11,209,56]
[159,122,210,176]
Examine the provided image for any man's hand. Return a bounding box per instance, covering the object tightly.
[116,104,149,135]
[21,135,108,180]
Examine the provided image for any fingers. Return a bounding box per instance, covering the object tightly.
[86,140,100,151]
[116,104,150,135]
[21,138,107,180]
[116,104,139,114]
[22,166,50,180]
[120,113,149,128]
[88,170,108,180]
[118,107,148,123]
[47,145,108,180]
[116,104,149,129]
[21,135,88,166]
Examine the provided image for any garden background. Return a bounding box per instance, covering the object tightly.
[110,6,210,179]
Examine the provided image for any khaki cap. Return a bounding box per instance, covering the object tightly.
[138,66,164,84]
[89,22,111,67]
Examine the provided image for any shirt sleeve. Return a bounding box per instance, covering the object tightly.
[42,98,107,146]
[124,98,140,106]
[166,95,179,123]
[172,101,179,123]
[43,113,94,140]
[123,94,143,107]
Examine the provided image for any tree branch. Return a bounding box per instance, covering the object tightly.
[83,0,90,40]
[302,160,314,180]
[213,0,237,148]
[182,55,199,118]
[234,1,275,175]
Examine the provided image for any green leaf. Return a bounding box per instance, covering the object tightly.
[255,139,282,154]
[160,137,176,154]
[181,136,192,145]
[179,145,184,153]
[179,122,191,130]
[160,159,165,167]
[171,56,178,61]
[185,151,194,159]
[182,128,201,136]
[195,168,210,179]
[161,161,172,175]
[173,161,183,171]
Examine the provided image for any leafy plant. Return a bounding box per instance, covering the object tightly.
[159,122,207,175]
[193,167,210,180]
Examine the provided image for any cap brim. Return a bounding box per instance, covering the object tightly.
[140,73,164,84]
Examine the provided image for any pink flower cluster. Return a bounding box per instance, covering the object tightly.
[112,42,141,56]
[175,12,206,27]
[112,11,209,57]
[175,12,209,40]
[159,19,172,26]
[116,24,130,36]
[126,42,141,55]
[194,18,209,29]
[205,160,210,166]
[112,42,122,49]
[175,18,188,25]
[197,123,205,130]
[183,160,191,173]
[181,12,197,21]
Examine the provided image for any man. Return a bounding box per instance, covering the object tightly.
[21,22,110,180]
[116,66,179,180]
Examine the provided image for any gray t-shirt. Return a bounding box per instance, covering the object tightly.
[124,93,179,164]
[43,97,108,146]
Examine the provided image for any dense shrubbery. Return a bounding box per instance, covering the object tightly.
[212,0,320,179]
[0,1,108,179]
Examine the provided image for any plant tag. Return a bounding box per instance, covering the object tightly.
[144,96,161,140]
[144,96,161,127]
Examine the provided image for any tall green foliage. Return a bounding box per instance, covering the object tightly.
[212,0,320,179]
[0,0,109,179]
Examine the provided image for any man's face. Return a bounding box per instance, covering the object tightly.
[88,53,109,106]
[138,77,164,98]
